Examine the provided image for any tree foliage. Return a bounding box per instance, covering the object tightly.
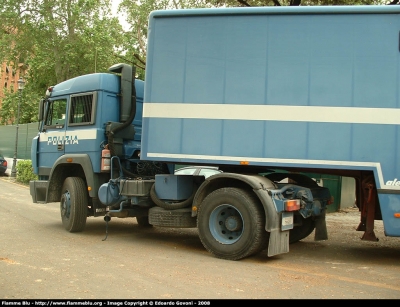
[0,0,126,123]
[0,83,40,125]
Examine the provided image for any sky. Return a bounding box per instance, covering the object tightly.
[111,0,130,30]
[111,0,121,15]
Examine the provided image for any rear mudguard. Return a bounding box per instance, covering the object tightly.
[192,173,308,256]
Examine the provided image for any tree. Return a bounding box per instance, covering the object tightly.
[0,84,40,125]
[0,0,128,123]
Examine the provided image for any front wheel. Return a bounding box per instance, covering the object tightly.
[197,187,268,261]
[60,177,88,232]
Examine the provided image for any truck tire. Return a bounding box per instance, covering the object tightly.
[197,187,268,261]
[148,207,196,228]
[60,177,88,232]
[150,183,195,210]
[136,216,152,227]
[289,216,315,244]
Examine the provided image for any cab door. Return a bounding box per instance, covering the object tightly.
[36,98,67,177]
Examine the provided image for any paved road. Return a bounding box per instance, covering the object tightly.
[1,177,399,300]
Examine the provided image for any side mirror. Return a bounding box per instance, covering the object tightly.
[38,99,45,121]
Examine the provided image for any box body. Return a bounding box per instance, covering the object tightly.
[142,6,400,185]
[142,6,400,235]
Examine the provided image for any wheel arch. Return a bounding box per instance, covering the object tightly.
[47,154,102,202]
[192,173,279,231]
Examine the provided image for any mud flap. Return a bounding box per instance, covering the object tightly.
[314,210,328,241]
[29,180,49,203]
[267,228,290,257]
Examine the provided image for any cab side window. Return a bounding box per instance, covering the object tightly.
[69,93,96,126]
[44,99,67,128]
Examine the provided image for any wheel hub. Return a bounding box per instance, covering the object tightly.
[61,191,71,218]
[209,204,244,244]
[225,215,242,231]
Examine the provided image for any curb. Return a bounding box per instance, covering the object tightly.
[0,176,30,188]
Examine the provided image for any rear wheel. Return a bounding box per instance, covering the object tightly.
[289,215,315,244]
[60,177,88,232]
[197,187,268,260]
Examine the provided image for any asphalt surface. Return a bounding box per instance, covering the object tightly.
[1,175,400,300]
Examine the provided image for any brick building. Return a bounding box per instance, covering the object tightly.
[0,61,27,123]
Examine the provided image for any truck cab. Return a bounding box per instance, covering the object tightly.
[30,64,144,207]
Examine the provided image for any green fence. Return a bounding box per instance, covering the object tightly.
[0,123,39,159]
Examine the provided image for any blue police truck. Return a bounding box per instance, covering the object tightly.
[30,5,400,260]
